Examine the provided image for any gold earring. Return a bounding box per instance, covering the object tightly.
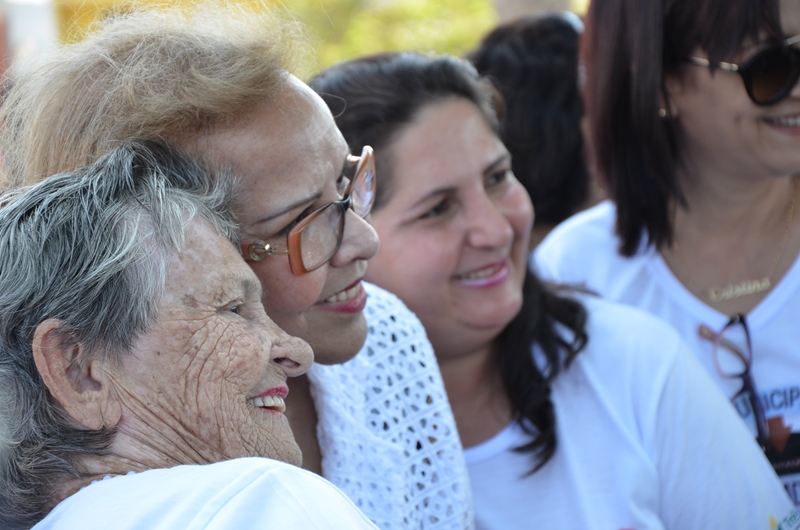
[658,107,668,118]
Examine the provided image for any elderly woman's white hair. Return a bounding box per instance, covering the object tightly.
[0,141,238,529]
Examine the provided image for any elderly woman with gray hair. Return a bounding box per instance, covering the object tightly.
[0,142,378,529]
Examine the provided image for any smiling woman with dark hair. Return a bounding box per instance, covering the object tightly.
[534,0,800,505]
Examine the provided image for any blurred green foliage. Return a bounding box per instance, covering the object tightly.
[54,0,497,75]
[283,0,497,71]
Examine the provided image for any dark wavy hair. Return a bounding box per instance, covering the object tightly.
[468,13,588,226]
[584,0,782,255]
[309,52,588,472]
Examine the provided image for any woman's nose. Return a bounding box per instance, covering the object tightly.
[466,194,514,249]
[328,209,380,267]
[270,327,314,377]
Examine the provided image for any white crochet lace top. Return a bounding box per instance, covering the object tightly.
[308,282,474,530]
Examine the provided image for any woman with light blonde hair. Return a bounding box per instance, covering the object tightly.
[0,5,472,529]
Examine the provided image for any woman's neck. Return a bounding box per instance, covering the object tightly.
[284,373,323,474]
[530,223,556,251]
[46,380,326,516]
[677,158,795,230]
[436,342,512,449]
[46,454,153,513]
[662,165,800,314]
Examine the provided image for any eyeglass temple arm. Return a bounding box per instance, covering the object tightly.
[240,240,289,262]
[698,325,749,361]
[687,56,739,72]
[690,33,800,71]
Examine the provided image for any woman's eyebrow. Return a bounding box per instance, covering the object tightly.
[408,186,456,210]
[250,190,322,226]
[407,154,512,210]
[242,276,263,300]
[483,153,511,177]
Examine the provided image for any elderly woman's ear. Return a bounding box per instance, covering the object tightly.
[32,319,122,431]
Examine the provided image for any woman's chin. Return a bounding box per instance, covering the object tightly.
[280,312,368,366]
[466,293,523,329]
[308,329,368,365]
[285,443,303,467]
[312,351,362,365]
[252,434,303,466]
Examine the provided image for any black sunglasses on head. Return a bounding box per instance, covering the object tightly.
[688,33,800,106]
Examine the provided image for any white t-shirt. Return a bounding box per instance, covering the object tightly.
[465,296,798,529]
[308,282,473,530]
[534,200,800,506]
[34,458,379,529]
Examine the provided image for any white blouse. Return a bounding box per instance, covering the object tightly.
[308,282,474,530]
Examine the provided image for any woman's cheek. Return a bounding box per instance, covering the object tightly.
[506,185,535,235]
[249,261,327,326]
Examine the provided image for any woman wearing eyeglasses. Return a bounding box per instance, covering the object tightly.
[534,0,800,504]
[310,51,796,529]
[0,6,472,530]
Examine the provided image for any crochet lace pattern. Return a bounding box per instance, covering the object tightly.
[308,283,474,530]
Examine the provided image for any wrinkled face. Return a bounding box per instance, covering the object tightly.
[199,76,380,364]
[109,221,314,466]
[365,98,534,358]
[668,0,800,180]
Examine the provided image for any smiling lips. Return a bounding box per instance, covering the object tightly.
[455,260,510,288]
[315,278,368,314]
[764,114,800,127]
[324,282,362,304]
[459,262,504,280]
[248,386,288,414]
[249,395,286,413]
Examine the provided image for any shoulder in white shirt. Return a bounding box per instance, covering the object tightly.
[34,458,379,529]
[465,295,798,529]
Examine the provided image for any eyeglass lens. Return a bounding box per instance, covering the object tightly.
[710,321,750,379]
[351,164,376,216]
[744,45,800,105]
[702,316,772,452]
[297,203,347,272]
[292,147,376,273]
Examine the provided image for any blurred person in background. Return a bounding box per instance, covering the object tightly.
[534,0,800,505]
[468,12,603,249]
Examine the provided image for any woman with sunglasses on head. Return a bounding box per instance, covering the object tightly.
[310,51,796,528]
[0,6,472,529]
[534,0,800,503]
